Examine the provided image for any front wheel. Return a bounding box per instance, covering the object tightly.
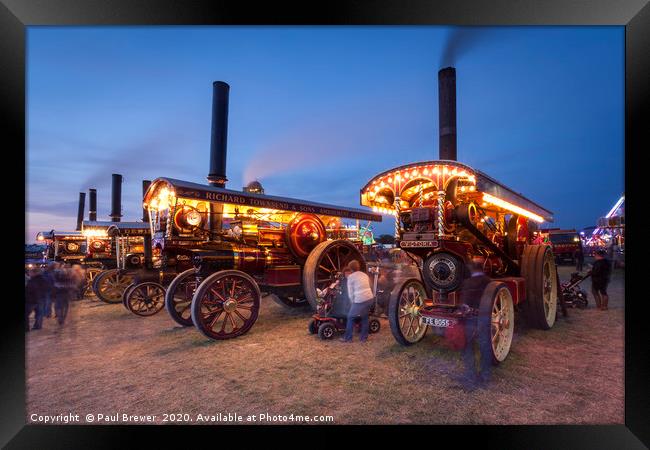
[125,282,166,317]
[191,270,261,340]
[388,279,428,346]
[94,269,134,304]
[318,322,336,340]
[478,281,515,365]
[84,268,102,297]
[122,282,138,310]
[165,269,201,327]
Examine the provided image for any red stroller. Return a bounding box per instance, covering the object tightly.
[308,268,382,340]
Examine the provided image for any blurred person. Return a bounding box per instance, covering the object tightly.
[53,264,76,325]
[588,249,611,311]
[340,260,375,343]
[575,246,584,272]
[42,263,56,317]
[455,257,492,390]
[71,265,86,300]
[25,267,49,331]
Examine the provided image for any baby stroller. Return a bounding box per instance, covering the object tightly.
[560,272,590,309]
[308,267,382,340]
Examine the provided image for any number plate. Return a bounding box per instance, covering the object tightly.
[421,316,456,328]
[400,240,439,248]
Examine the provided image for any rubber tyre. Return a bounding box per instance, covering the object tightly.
[318,322,336,340]
[308,319,319,334]
[478,281,515,365]
[190,270,261,340]
[165,268,200,327]
[521,245,558,330]
[388,278,428,346]
[369,319,381,334]
[303,240,365,311]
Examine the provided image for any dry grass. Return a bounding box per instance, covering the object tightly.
[26,264,624,425]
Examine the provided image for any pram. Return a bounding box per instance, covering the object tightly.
[560,271,590,309]
[308,267,382,340]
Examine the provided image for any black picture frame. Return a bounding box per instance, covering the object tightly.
[5,0,647,447]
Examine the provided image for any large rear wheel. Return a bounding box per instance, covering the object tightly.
[521,245,558,329]
[164,269,201,327]
[191,270,261,340]
[93,269,134,304]
[388,278,428,346]
[303,240,365,311]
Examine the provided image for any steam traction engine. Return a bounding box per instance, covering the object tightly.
[36,230,87,264]
[360,160,558,363]
[84,221,151,304]
[142,178,381,340]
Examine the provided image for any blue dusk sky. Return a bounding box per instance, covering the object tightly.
[26,26,624,243]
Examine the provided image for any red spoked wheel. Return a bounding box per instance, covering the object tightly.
[190,270,261,340]
[125,282,166,317]
[302,240,366,311]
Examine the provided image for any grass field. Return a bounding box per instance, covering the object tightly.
[26,264,624,425]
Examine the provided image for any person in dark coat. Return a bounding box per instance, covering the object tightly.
[456,257,492,390]
[589,249,611,310]
[53,264,75,325]
[42,264,56,317]
[25,267,49,331]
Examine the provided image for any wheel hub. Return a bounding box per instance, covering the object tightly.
[224,298,238,313]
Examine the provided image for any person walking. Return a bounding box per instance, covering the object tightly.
[25,267,49,331]
[42,263,56,317]
[589,249,612,310]
[456,257,493,390]
[53,264,75,325]
[340,260,375,343]
[575,246,584,272]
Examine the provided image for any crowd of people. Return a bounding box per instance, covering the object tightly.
[25,263,87,331]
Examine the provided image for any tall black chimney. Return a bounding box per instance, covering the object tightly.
[207,81,230,187]
[142,180,151,222]
[89,188,97,221]
[110,173,123,222]
[438,67,457,161]
[76,192,86,231]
